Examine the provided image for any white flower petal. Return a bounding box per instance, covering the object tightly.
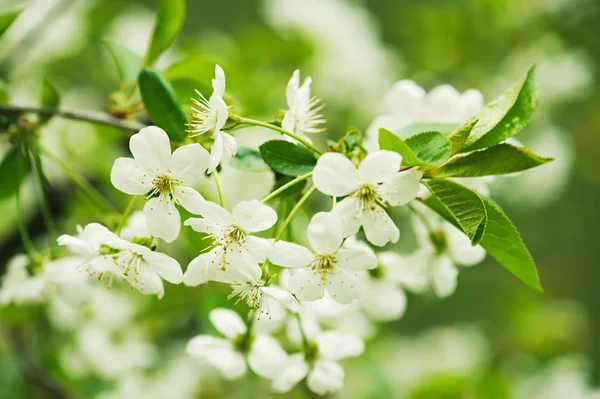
[385,80,426,118]
[358,151,402,183]
[263,286,301,314]
[307,360,344,396]
[272,354,309,393]
[331,197,361,237]
[209,308,247,339]
[232,200,277,232]
[286,69,300,108]
[445,224,486,266]
[337,248,377,271]
[183,251,217,286]
[382,169,423,206]
[186,335,246,380]
[315,331,364,360]
[248,334,288,379]
[312,153,359,197]
[143,195,180,243]
[183,218,223,235]
[195,201,233,226]
[307,212,343,255]
[212,64,226,98]
[143,251,183,284]
[432,255,458,298]
[360,205,399,247]
[168,143,210,183]
[288,268,325,302]
[110,158,154,195]
[326,269,363,304]
[363,282,407,321]
[123,266,165,299]
[129,126,171,171]
[173,186,204,214]
[269,241,313,269]
[246,236,272,264]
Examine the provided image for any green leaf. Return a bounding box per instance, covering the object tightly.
[429,143,552,178]
[144,0,186,67]
[0,148,30,198]
[422,179,486,242]
[38,80,60,125]
[259,140,317,176]
[464,65,537,152]
[398,122,458,137]
[448,118,477,156]
[230,144,270,173]
[479,197,543,292]
[273,175,307,199]
[379,128,451,166]
[138,69,187,142]
[0,8,22,37]
[103,40,142,85]
[0,80,8,104]
[405,131,452,166]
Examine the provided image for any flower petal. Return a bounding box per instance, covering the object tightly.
[307,360,344,396]
[168,143,210,184]
[183,251,217,286]
[232,200,277,232]
[381,169,423,206]
[246,236,272,263]
[248,334,288,379]
[143,251,183,284]
[445,224,486,266]
[123,266,165,299]
[337,248,377,271]
[272,354,309,393]
[212,64,226,98]
[143,195,180,243]
[208,131,224,173]
[288,268,325,301]
[209,308,247,339]
[307,212,343,255]
[186,335,246,380]
[363,281,407,321]
[110,158,154,195]
[326,269,363,304]
[173,186,204,215]
[358,151,402,183]
[315,331,364,360]
[129,126,171,171]
[432,255,458,298]
[195,200,233,226]
[331,197,361,238]
[360,205,399,247]
[312,153,359,197]
[269,241,313,269]
[286,69,300,108]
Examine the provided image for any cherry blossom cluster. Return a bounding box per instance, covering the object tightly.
[1,65,495,396]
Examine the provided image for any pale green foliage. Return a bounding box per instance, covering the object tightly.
[103,40,142,85]
[144,0,186,67]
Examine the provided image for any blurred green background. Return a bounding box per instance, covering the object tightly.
[0,0,599,397]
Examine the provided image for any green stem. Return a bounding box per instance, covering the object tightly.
[212,171,226,208]
[233,116,324,156]
[30,152,58,257]
[115,196,137,236]
[261,172,313,203]
[15,188,40,263]
[275,186,316,241]
[39,145,119,215]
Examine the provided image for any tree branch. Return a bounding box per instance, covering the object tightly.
[0,104,146,132]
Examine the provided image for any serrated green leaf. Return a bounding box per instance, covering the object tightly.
[479,197,543,292]
[429,144,552,178]
[259,140,317,176]
[138,69,187,142]
[464,65,537,152]
[398,122,458,137]
[405,131,452,166]
[144,0,185,67]
[38,80,60,125]
[422,179,486,242]
[0,8,22,37]
[378,128,451,166]
[0,148,30,198]
[230,144,269,172]
[103,40,142,85]
[448,118,477,156]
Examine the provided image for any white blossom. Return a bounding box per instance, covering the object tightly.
[282,69,325,142]
[269,212,377,304]
[312,151,422,246]
[58,223,183,298]
[183,200,276,286]
[189,64,237,172]
[110,126,209,242]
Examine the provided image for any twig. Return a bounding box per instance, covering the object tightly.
[0,104,146,132]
